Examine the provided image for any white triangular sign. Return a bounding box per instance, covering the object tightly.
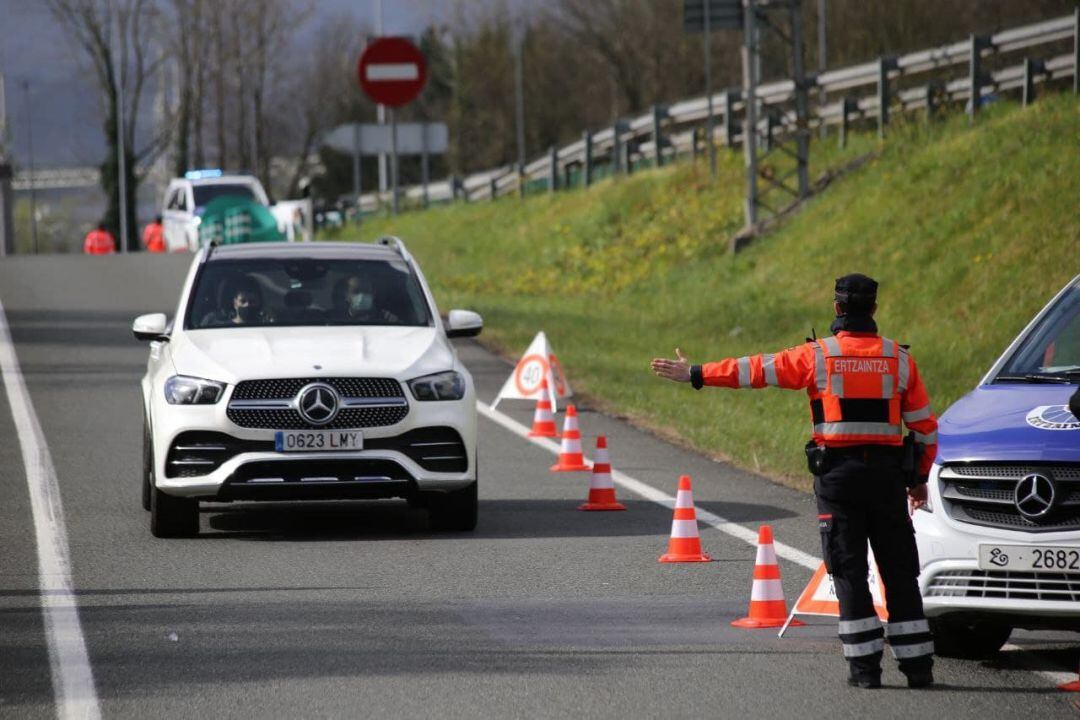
[491,331,573,412]
[777,548,888,637]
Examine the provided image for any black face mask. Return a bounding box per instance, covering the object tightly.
[236,305,259,323]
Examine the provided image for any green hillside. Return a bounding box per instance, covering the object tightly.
[341,95,1080,489]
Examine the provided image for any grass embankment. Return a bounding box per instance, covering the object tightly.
[343,95,1079,490]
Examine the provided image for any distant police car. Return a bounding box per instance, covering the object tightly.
[132,238,483,537]
[162,170,271,252]
[914,274,1080,656]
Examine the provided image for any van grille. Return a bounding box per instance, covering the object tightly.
[926,569,1080,602]
[939,464,1080,533]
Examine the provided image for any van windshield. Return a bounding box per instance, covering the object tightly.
[996,285,1080,380]
[193,183,257,210]
[185,257,433,330]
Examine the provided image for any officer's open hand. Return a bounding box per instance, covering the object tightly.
[908,484,928,514]
[651,348,692,383]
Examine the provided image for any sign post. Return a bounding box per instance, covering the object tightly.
[684,0,743,179]
[357,37,428,214]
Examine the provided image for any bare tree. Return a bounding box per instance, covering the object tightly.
[46,0,171,250]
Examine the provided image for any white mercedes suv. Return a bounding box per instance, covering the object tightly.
[132,238,482,537]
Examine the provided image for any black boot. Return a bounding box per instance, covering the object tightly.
[905,670,934,688]
[848,673,882,689]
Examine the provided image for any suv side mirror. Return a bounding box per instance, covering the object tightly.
[133,313,169,342]
[446,309,483,338]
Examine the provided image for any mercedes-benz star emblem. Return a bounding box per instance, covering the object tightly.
[296,383,339,426]
[1014,473,1056,519]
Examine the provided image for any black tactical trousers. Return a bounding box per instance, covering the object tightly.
[815,453,934,681]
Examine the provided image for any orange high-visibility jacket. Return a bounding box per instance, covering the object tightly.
[83,229,116,255]
[700,331,938,476]
[142,222,165,253]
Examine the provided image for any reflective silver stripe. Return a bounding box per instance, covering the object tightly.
[842,638,885,658]
[830,373,844,397]
[903,405,932,423]
[762,354,778,386]
[890,641,934,659]
[881,374,894,399]
[913,430,937,444]
[737,356,752,388]
[814,421,902,437]
[839,616,883,635]
[886,619,930,636]
[898,349,911,392]
[813,343,827,392]
[881,338,896,358]
[822,336,842,357]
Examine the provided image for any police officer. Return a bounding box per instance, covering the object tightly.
[651,274,937,689]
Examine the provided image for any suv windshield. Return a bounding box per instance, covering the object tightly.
[186,257,433,329]
[192,183,257,210]
[996,284,1080,381]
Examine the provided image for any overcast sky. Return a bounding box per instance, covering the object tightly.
[0,0,453,168]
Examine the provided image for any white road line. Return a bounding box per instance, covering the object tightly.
[479,403,1080,687]
[478,403,819,570]
[0,298,101,720]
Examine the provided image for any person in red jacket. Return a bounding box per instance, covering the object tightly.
[83,223,116,255]
[142,215,165,253]
[652,274,937,690]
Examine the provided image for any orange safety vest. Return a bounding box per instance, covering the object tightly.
[699,331,939,475]
[83,229,116,255]
[143,222,165,253]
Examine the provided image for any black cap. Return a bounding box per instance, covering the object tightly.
[835,273,878,311]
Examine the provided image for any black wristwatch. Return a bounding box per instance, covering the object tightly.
[690,365,704,390]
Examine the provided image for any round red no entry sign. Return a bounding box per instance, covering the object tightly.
[357,36,427,107]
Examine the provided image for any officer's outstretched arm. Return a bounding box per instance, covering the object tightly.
[693,344,817,391]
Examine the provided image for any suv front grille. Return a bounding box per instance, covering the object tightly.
[227,377,408,429]
[939,463,1080,533]
[926,569,1080,602]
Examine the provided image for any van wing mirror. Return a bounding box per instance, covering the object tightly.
[446,309,483,338]
[132,313,169,342]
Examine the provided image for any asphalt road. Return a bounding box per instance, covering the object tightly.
[0,254,1077,719]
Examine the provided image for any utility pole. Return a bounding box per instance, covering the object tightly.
[704,0,716,177]
[114,14,129,253]
[513,24,527,196]
[818,0,827,138]
[22,80,38,254]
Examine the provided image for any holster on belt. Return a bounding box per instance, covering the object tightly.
[805,440,829,476]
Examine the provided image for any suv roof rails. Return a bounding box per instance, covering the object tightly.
[376,236,412,262]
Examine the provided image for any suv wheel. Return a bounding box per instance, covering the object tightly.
[428,481,478,532]
[929,617,1011,658]
[150,485,200,538]
[142,415,153,511]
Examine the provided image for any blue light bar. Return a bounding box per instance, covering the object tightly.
[184,169,223,180]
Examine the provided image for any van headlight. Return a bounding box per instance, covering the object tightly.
[408,371,465,401]
[164,375,225,404]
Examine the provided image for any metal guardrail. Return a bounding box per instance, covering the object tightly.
[362,10,1078,211]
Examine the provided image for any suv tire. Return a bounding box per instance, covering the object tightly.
[142,415,153,511]
[929,617,1011,658]
[150,485,199,538]
[428,481,478,532]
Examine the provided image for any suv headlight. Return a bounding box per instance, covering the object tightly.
[408,371,465,401]
[164,375,225,404]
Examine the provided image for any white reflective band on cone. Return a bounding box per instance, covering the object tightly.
[754,542,778,567]
[591,473,614,489]
[750,579,785,602]
[891,641,935,659]
[675,490,694,508]
[839,616,883,635]
[670,519,700,538]
[843,638,885,658]
[886,619,930,636]
[903,405,932,423]
[737,357,751,388]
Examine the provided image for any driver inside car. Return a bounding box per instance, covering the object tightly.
[201,276,274,327]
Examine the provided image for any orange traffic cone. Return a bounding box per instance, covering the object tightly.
[659,475,711,563]
[579,436,626,511]
[1059,660,1080,691]
[732,525,803,629]
[528,380,558,438]
[550,405,591,472]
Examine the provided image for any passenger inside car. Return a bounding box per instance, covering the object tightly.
[332,275,400,325]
